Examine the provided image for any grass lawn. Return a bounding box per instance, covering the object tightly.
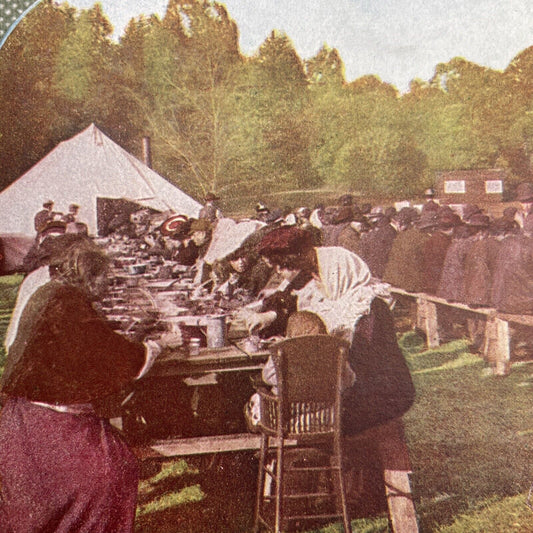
[1,275,533,531]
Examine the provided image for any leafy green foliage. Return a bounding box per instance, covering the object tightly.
[2,1,533,204]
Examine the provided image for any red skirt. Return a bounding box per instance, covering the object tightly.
[0,397,139,533]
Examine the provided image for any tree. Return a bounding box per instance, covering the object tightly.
[240,30,319,191]
[53,4,118,136]
[428,57,515,168]
[0,0,74,187]
[305,44,345,87]
[132,0,242,199]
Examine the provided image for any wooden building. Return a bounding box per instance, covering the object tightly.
[435,169,506,204]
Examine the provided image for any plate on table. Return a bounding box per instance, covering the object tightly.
[143,280,176,289]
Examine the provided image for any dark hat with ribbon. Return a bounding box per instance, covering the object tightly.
[337,194,354,206]
[490,217,519,236]
[160,214,190,236]
[40,220,66,238]
[502,206,518,219]
[417,212,439,230]
[395,206,419,226]
[437,206,461,230]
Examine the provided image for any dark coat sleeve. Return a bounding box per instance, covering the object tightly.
[342,297,415,435]
[2,283,145,404]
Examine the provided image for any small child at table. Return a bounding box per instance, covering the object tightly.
[245,311,355,428]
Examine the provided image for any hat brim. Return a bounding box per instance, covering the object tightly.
[160,215,189,236]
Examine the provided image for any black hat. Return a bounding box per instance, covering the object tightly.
[395,207,419,226]
[424,188,436,198]
[466,213,490,228]
[503,206,518,219]
[434,206,461,229]
[462,204,482,221]
[516,183,533,203]
[40,220,66,237]
[417,212,439,230]
[205,192,220,202]
[337,194,354,206]
[490,217,520,236]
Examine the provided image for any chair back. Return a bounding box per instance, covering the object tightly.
[270,334,350,437]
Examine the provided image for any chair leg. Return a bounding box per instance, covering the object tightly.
[274,441,284,533]
[254,434,268,533]
[334,442,352,533]
[339,471,352,533]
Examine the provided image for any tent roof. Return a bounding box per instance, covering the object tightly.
[0,124,202,236]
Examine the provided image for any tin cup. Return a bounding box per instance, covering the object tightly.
[189,338,201,356]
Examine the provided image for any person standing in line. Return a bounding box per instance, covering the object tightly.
[514,182,533,229]
[420,206,459,295]
[358,212,397,280]
[421,187,439,215]
[383,207,429,293]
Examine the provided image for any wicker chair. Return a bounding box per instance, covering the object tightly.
[253,335,352,533]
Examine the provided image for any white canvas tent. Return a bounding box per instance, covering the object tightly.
[0,124,202,236]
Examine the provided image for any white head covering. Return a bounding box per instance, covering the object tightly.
[5,266,51,351]
[202,217,265,264]
[295,247,390,338]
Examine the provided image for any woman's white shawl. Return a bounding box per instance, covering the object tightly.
[295,246,391,337]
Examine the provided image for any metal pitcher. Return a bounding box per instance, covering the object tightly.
[205,315,227,348]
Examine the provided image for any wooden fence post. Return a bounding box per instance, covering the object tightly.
[484,317,510,376]
[416,297,440,349]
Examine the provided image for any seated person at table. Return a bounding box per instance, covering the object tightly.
[0,241,168,532]
[145,215,191,260]
[211,245,273,299]
[243,226,415,436]
[245,310,356,429]
[174,218,212,267]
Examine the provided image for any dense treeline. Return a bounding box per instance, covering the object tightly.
[1,0,533,203]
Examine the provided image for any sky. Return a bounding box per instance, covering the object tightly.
[64,0,533,92]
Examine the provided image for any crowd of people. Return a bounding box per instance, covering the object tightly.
[1,183,532,530]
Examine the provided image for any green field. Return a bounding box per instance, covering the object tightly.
[1,276,533,532]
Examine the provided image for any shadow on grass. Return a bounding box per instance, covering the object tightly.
[135,453,258,533]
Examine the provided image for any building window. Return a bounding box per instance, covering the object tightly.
[444,180,466,194]
[485,180,503,194]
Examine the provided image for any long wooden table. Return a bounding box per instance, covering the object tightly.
[146,343,270,377]
[120,342,418,533]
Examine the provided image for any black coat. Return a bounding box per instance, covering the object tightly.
[342,298,415,435]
